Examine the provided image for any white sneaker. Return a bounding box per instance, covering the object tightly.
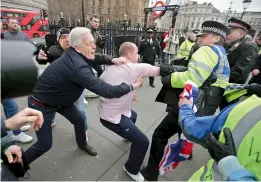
[86,131,88,142]
[12,132,33,143]
[84,98,88,105]
[20,125,31,131]
[123,165,144,181]
[51,122,56,128]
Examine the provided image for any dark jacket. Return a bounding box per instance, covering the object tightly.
[138,38,161,63]
[249,54,261,84]
[226,39,257,84]
[36,44,64,65]
[33,47,132,107]
[36,44,104,76]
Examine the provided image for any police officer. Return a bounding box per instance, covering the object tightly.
[220,18,258,109]
[141,21,231,181]
[179,83,261,181]
[138,28,162,87]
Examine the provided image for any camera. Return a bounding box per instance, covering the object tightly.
[96,35,107,49]
[1,41,38,100]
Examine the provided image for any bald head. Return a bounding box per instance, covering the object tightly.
[119,42,139,63]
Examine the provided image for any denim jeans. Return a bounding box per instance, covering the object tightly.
[162,52,169,63]
[75,91,88,131]
[24,96,87,164]
[51,92,88,131]
[1,99,21,135]
[100,110,149,175]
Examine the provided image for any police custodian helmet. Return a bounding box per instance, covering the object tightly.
[197,21,231,39]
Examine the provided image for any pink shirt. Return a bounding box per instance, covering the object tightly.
[98,63,159,124]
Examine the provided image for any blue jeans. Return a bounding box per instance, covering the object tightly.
[100,110,149,175]
[2,99,21,135]
[25,96,87,164]
[51,92,88,131]
[162,52,169,63]
[75,92,88,131]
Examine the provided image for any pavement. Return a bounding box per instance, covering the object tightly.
[10,64,211,181]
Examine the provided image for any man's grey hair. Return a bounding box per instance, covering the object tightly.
[69,27,91,47]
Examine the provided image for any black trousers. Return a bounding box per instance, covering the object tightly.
[146,112,182,177]
[24,96,87,164]
[144,61,155,84]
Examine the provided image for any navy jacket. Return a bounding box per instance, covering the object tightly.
[33,47,132,107]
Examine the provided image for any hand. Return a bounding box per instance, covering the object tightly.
[252,69,260,76]
[132,73,143,89]
[5,107,44,131]
[206,128,236,163]
[132,93,137,101]
[38,49,48,60]
[178,97,193,108]
[111,57,128,65]
[4,145,22,163]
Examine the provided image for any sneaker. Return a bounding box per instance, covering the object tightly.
[20,125,31,131]
[12,132,33,143]
[84,98,88,105]
[123,165,144,181]
[86,131,88,142]
[51,122,56,128]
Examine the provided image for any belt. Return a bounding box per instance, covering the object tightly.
[29,96,54,108]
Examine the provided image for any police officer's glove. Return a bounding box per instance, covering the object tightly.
[206,128,236,163]
[161,74,172,87]
[247,84,261,97]
[160,63,187,77]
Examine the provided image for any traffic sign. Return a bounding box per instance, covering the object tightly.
[153,1,165,17]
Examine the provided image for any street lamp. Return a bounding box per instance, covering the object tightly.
[123,13,127,27]
[60,12,64,26]
[241,0,252,20]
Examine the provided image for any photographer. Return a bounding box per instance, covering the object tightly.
[85,14,105,98]
[1,108,43,181]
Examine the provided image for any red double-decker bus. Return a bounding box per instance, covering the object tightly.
[1,8,49,38]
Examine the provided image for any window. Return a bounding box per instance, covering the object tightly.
[27,15,40,28]
[108,8,111,14]
[191,22,194,28]
[196,22,200,28]
[92,0,95,6]
[38,25,49,31]
[99,0,104,6]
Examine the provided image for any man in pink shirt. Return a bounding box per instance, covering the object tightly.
[99,42,160,181]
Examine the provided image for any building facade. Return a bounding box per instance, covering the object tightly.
[46,0,149,26]
[1,0,48,11]
[157,0,261,34]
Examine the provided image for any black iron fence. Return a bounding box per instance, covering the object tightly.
[48,21,164,57]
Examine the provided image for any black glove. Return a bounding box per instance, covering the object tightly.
[161,74,172,87]
[247,84,261,97]
[160,63,187,77]
[206,127,236,163]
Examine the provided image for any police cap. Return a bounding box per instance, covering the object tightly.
[146,28,154,33]
[197,21,231,39]
[228,17,251,32]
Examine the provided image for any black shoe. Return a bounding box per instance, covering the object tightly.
[141,166,158,181]
[80,144,97,156]
[188,152,193,160]
[150,83,155,88]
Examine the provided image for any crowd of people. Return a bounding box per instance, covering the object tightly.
[1,13,261,182]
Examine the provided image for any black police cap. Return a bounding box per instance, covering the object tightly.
[197,21,231,38]
[228,17,251,32]
[145,28,155,33]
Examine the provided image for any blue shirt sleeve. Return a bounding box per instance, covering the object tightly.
[178,104,217,140]
[218,156,257,181]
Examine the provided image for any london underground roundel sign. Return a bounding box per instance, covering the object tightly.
[153,1,165,17]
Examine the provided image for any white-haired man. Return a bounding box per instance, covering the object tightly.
[99,42,160,181]
[24,28,143,165]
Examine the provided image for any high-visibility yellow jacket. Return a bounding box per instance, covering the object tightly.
[177,39,195,60]
[171,45,230,89]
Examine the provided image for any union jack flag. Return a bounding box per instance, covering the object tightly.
[158,80,198,175]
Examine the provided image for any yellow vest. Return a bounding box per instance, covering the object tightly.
[188,95,261,181]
